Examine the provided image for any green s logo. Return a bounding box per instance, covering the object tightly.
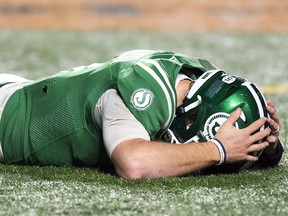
[131,88,154,110]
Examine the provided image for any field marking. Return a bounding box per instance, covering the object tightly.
[260,83,288,94]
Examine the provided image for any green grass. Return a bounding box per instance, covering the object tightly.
[1,164,288,216]
[0,29,287,216]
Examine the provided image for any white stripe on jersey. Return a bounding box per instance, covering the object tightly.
[143,59,177,106]
[136,60,176,129]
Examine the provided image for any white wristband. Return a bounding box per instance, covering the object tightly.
[210,138,227,165]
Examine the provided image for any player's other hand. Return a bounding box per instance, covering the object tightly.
[264,100,282,155]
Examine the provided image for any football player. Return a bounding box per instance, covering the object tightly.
[0,50,283,178]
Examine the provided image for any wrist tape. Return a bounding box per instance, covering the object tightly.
[211,138,227,165]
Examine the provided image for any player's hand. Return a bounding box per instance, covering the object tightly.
[264,100,281,155]
[214,108,270,163]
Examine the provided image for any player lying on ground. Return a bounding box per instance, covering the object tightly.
[0,50,284,179]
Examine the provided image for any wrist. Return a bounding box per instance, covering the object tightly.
[263,139,281,156]
[210,138,227,165]
[258,138,284,167]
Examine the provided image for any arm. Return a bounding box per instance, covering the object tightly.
[111,108,271,179]
[111,138,220,179]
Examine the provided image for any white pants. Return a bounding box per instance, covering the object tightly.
[0,74,30,162]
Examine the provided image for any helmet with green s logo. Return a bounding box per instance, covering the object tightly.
[161,70,269,173]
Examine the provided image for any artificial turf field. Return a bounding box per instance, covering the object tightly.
[0,30,287,216]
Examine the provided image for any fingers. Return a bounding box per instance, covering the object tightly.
[225,140,269,163]
[267,104,278,119]
[217,109,270,164]
[243,116,268,135]
[245,154,261,162]
[245,141,269,162]
[266,134,278,143]
[215,106,276,165]
[266,117,280,144]
[227,108,267,133]
[225,108,242,125]
[267,118,280,134]
[266,100,280,123]
[266,99,273,106]
[248,140,269,153]
[266,99,281,140]
[249,127,271,143]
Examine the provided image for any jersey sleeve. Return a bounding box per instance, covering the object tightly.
[117,59,180,137]
[94,89,150,157]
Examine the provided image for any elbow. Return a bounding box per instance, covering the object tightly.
[111,139,154,179]
[113,155,149,179]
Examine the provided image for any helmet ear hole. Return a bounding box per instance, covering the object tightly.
[163,131,172,142]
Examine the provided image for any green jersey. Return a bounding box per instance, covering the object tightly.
[0,50,216,167]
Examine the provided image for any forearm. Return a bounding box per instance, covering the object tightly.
[111,139,220,179]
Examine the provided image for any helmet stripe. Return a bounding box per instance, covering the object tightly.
[187,70,222,99]
[242,82,267,131]
[136,61,176,129]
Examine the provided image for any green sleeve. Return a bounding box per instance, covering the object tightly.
[117,59,179,137]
